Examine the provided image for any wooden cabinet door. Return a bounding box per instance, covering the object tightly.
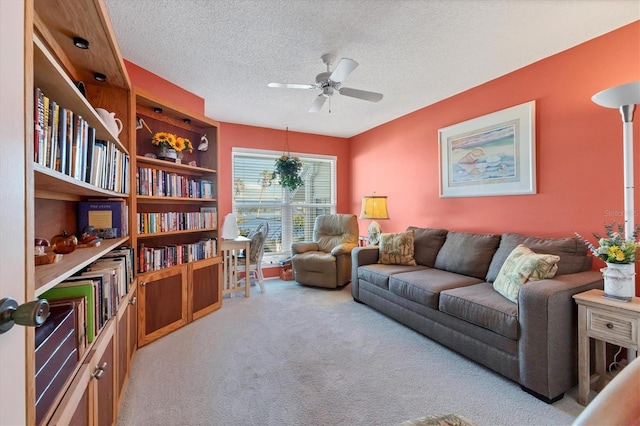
[95,337,115,426]
[190,257,222,321]
[128,287,138,362]
[116,285,137,410]
[137,266,188,347]
[48,324,115,426]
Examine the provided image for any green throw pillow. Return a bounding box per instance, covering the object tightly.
[493,244,560,303]
[379,230,417,266]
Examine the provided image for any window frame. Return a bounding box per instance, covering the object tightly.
[231,147,337,263]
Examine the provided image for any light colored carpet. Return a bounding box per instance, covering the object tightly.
[117,279,585,426]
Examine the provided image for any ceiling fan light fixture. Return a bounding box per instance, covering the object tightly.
[268,55,383,112]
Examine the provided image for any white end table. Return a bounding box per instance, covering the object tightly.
[573,289,640,405]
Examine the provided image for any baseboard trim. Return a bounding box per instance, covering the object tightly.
[520,385,564,404]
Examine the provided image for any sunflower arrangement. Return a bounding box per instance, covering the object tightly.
[575,222,640,264]
[151,132,193,152]
[176,137,193,153]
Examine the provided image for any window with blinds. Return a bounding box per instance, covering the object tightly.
[232,148,336,260]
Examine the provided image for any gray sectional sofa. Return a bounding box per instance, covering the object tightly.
[351,226,604,402]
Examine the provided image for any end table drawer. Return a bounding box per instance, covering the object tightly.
[587,308,637,346]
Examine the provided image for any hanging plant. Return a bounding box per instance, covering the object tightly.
[272,155,303,191]
[271,127,303,191]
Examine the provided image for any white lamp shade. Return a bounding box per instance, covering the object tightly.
[359,195,389,220]
[221,213,239,240]
[592,81,640,108]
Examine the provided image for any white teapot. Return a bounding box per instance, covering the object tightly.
[95,108,123,136]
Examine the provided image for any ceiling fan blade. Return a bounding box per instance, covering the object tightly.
[339,87,383,102]
[268,82,316,89]
[329,58,358,83]
[308,94,327,112]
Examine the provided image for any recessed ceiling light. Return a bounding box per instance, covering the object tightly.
[154,107,163,114]
[73,37,89,49]
[94,72,107,82]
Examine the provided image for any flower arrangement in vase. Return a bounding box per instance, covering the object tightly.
[576,222,640,300]
[151,132,193,162]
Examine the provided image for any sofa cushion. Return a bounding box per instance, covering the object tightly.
[358,263,428,290]
[493,244,560,304]
[407,226,449,267]
[379,230,417,266]
[389,269,484,309]
[485,232,590,282]
[434,232,501,279]
[439,282,519,340]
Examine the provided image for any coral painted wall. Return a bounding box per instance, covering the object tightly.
[350,21,640,290]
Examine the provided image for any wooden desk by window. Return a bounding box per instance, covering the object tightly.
[221,236,251,298]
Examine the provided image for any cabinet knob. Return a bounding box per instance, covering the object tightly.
[606,323,614,329]
[140,281,146,287]
[129,297,137,305]
[92,362,108,380]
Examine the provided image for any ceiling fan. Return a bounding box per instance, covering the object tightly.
[268,54,383,112]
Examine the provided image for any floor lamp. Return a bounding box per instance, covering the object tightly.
[592,80,640,298]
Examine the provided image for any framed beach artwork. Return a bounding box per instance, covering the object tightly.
[438,101,536,198]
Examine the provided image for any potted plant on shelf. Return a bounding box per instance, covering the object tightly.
[151,132,193,162]
[576,222,640,300]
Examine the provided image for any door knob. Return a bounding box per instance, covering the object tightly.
[0,297,50,334]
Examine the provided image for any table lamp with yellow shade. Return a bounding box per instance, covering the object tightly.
[359,194,389,245]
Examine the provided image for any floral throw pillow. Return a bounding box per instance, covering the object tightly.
[378,230,417,266]
[493,244,560,303]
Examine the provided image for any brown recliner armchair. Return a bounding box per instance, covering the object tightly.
[291,214,359,288]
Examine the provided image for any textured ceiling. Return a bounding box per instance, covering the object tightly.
[103,0,639,138]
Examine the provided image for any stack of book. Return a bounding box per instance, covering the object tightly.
[34,87,130,194]
[138,238,217,273]
[136,166,214,198]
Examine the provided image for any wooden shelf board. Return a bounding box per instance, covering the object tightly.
[135,155,216,175]
[136,195,216,204]
[34,163,128,199]
[136,228,217,239]
[135,88,220,129]
[35,237,129,297]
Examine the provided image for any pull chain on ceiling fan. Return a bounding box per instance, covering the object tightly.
[268,54,383,113]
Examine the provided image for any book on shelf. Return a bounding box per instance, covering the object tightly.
[100,246,134,292]
[40,280,97,343]
[89,258,126,306]
[200,206,217,229]
[47,297,87,359]
[34,87,44,165]
[78,199,127,238]
[78,269,113,327]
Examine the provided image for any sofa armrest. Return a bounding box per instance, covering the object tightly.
[351,246,380,300]
[331,243,357,256]
[518,270,604,401]
[292,241,319,254]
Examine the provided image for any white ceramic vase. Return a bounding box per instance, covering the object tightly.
[601,262,635,301]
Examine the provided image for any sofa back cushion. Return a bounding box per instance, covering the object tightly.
[485,232,591,283]
[434,231,501,279]
[406,226,448,267]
